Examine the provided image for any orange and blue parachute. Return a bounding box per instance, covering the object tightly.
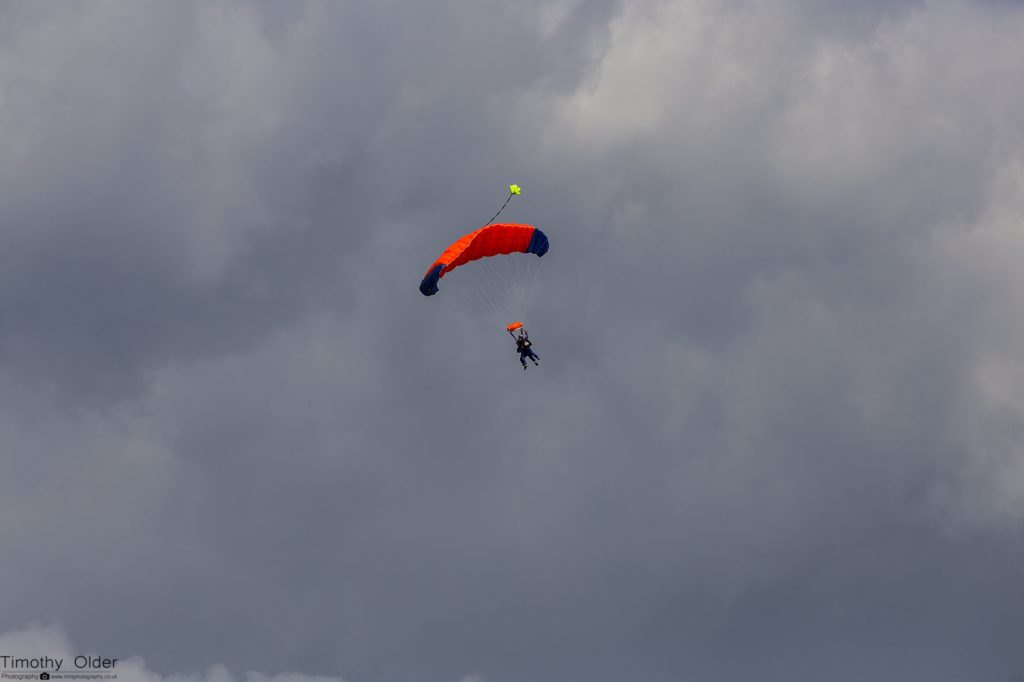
[419,223,549,296]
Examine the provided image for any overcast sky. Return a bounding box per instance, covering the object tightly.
[3,1,1024,681]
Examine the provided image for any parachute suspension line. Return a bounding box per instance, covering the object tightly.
[445,257,502,324]
[470,259,497,320]
[459,271,495,320]
[461,257,504,326]
[493,256,516,323]
[436,250,542,330]
[477,271,499,324]
[504,253,523,322]
[476,262,504,323]
[516,249,528,320]
[511,250,521,320]
[516,253,528,321]
[498,254,518,320]
[525,252,542,312]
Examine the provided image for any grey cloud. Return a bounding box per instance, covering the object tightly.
[3,2,1024,682]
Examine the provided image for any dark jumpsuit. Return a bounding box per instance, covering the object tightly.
[516,334,539,368]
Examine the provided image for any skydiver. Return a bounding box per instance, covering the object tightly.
[515,329,539,370]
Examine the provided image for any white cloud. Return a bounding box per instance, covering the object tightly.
[0,624,480,682]
[0,623,340,682]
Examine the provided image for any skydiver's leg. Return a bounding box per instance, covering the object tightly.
[520,353,528,369]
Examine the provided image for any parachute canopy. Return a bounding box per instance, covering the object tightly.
[507,321,524,332]
[419,223,549,297]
